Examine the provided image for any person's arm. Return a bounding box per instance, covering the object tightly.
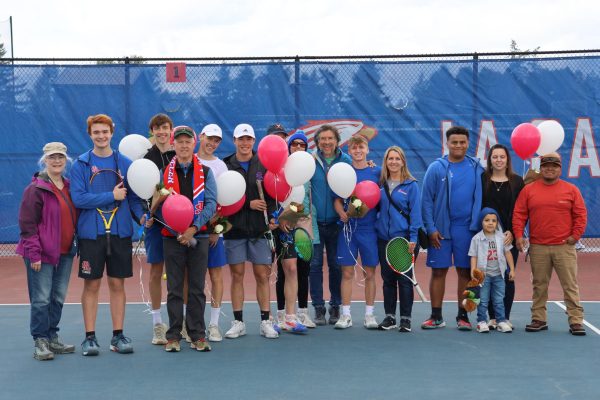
[505,249,515,281]
[18,184,43,264]
[195,168,218,230]
[421,163,438,236]
[569,187,587,243]
[407,182,422,244]
[512,186,529,251]
[470,256,478,280]
[334,197,348,223]
[70,161,114,209]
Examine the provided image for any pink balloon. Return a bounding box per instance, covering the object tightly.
[353,180,381,209]
[162,194,194,233]
[218,195,246,217]
[511,123,541,160]
[264,169,291,201]
[258,135,288,172]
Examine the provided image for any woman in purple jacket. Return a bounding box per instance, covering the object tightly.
[16,142,77,361]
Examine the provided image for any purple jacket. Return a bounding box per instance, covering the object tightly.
[16,173,71,265]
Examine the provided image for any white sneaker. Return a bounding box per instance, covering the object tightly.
[225,320,246,339]
[334,314,353,329]
[181,321,192,343]
[488,319,497,330]
[506,320,513,329]
[207,324,223,342]
[364,314,378,329]
[152,323,168,345]
[477,321,490,333]
[276,310,286,328]
[497,321,513,333]
[260,320,280,339]
[298,308,316,328]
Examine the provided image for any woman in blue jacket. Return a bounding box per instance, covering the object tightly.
[375,146,423,332]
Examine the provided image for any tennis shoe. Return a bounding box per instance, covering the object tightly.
[328,306,340,325]
[334,314,352,329]
[34,338,54,361]
[152,323,168,345]
[477,321,490,333]
[207,324,223,342]
[298,308,316,328]
[497,321,512,333]
[399,318,412,332]
[314,306,327,326]
[260,320,280,339]
[378,316,397,330]
[488,319,497,330]
[364,314,379,329]
[190,338,212,352]
[281,317,308,334]
[165,339,180,352]
[276,310,286,328]
[81,335,100,356]
[181,321,191,343]
[49,335,75,354]
[421,318,446,329]
[110,333,133,354]
[457,317,473,331]
[225,320,246,339]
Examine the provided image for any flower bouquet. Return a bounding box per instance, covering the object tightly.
[209,216,232,235]
[277,202,307,226]
[346,196,369,218]
[150,183,173,214]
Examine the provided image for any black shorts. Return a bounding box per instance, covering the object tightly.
[78,235,133,279]
[275,230,298,260]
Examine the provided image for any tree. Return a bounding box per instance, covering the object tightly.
[510,40,541,58]
[97,55,146,64]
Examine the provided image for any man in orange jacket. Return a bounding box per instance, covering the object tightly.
[513,152,587,336]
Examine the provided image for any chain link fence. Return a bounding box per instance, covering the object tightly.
[1,51,599,255]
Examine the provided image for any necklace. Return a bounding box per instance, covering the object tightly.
[492,180,505,192]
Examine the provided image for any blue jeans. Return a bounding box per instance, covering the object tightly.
[25,255,73,339]
[477,274,506,323]
[310,222,341,307]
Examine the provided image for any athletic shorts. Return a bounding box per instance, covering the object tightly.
[275,230,298,260]
[208,236,227,268]
[336,229,379,267]
[144,223,164,264]
[78,235,133,279]
[225,238,273,265]
[426,224,473,269]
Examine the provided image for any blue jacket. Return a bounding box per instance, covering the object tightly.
[310,148,352,224]
[421,155,484,237]
[70,149,144,240]
[376,179,422,242]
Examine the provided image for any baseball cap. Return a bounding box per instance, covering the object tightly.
[233,123,255,139]
[267,123,287,136]
[540,152,561,167]
[43,142,68,157]
[172,125,196,140]
[201,124,222,139]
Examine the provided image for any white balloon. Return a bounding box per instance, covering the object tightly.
[284,151,316,186]
[119,134,153,161]
[327,163,357,198]
[280,185,306,208]
[536,120,565,155]
[127,159,160,199]
[217,170,246,206]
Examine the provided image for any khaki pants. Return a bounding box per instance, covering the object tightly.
[529,244,583,325]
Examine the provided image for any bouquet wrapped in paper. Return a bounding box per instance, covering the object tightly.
[150,183,173,214]
[346,196,369,218]
[277,202,307,226]
[209,216,232,235]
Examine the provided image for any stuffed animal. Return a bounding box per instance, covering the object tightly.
[462,269,485,313]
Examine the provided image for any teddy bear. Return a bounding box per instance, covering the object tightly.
[462,268,485,313]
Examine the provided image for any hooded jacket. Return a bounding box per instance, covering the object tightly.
[468,207,512,277]
[376,178,422,243]
[310,148,352,224]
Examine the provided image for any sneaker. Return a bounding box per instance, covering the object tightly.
[165,339,180,352]
[457,317,473,331]
[276,310,286,328]
[298,308,316,328]
[364,314,379,329]
[399,318,412,333]
[477,321,490,333]
[260,320,280,339]
[281,317,308,334]
[497,321,513,333]
[225,320,246,339]
[421,318,446,329]
[181,321,191,343]
[81,335,100,356]
[569,323,586,336]
[334,314,352,329]
[525,320,548,332]
[110,333,134,354]
[190,338,212,351]
[506,320,513,329]
[378,316,397,330]
[207,324,223,342]
[34,338,54,361]
[49,335,75,354]
[314,306,327,326]
[271,317,282,335]
[152,323,168,345]
[328,305,340,325]
[488,319,497,330]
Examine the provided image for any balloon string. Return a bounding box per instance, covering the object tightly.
[342,220,366,287]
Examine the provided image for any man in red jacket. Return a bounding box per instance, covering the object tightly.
[513,152,587,336]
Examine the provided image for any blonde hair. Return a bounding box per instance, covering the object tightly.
[380,146,415,185]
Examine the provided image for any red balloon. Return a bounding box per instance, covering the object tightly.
[264,169,291,201]
[353,180,381,209]
[162,194,194,233]
[511,123,541,160]
[258,135,288,172]
[218,195,246,217]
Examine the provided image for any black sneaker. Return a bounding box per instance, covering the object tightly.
[399,318,412,332]
[378,316,397,330]
[314,306,326,326]
[328,306,340,325]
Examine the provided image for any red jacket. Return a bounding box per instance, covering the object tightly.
[512,179,587,245]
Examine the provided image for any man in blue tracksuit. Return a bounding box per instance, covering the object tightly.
[420,126,484,331]
[309,124,352,325]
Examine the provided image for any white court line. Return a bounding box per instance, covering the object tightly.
[553,301,600,336]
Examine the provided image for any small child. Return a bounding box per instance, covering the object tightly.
[468,207,515,333]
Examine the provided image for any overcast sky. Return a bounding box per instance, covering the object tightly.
[1,0,598,59]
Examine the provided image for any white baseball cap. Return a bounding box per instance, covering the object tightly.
[201,124,222,139]
[233,123,255,139]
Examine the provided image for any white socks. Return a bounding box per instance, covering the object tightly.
[210,307,221,326]
[342,305,351,316]
[365,305,374,316]
[151,309,162,325]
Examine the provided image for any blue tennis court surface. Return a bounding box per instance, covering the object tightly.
[1,301,599,400]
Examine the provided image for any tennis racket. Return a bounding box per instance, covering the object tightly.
[293,227,313,262]
[385,237,427,302]
[89,168,124,256]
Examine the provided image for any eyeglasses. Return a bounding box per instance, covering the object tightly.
[290,141,307,148]
[46,154,66,161]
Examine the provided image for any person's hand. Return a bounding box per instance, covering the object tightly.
[279,219,291,233]
[471,268,479,280]
[178,226,197,246]
[565,236,576,245]
[504,230,513,246]
[516,237,528,252]
[113,182,127,201]
[367,160,376,167]
[31,261,41,272]
[409,242,416,254]
[338,211,349,224]
[209,233,219,248]
[250,199,267,212]
[145,217,154,228]
[508,270,515,281]
[268,218,278,231]
[429,231,443,249]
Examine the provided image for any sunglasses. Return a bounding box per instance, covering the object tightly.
[290,141,307,148]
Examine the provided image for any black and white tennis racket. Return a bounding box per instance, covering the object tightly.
[385,237,427,302]
[89,168,123,256]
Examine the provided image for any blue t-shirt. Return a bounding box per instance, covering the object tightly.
[449,158,475,226]
[239,161,250,172]
[89,152,122,236]
[347,165,381,230]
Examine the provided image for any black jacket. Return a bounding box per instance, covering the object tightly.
[223,152,277,240]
